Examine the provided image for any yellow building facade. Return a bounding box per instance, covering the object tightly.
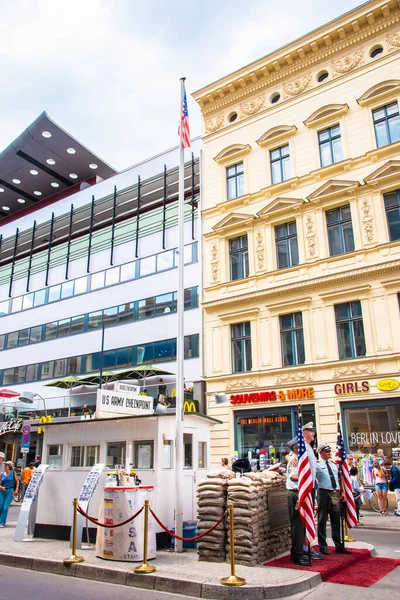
[193,0,400,468]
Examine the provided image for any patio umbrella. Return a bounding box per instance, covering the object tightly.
[114,365,173,388]
[44,375,90,390]
[78,371,119,386]
[0,388,20,399]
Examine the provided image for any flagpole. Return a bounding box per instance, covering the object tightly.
[336,414,346,550]
[174,77,186,552]
[298,405,312,565]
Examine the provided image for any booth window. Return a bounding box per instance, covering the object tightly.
[198,441,207,469]
[373,102,400,148]
[384,189,400,241]
[162,440,173,469]
[106,442,126,468]
[335,301,366,359]
[133,440,154,469]
[184,433,193,469]
[71,445,100,467]
[48,444,63,469]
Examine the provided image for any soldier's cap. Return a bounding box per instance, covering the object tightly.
[302,422,314,431]
[317,442,331,453]
[286,437,298,449]
[0,452,5,458]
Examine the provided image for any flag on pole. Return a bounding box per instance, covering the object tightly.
[297,412,316,544]
[335,422,358,529]
[178,82,191,149]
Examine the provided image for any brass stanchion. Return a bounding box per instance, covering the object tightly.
[344,522,355,542]
[221,503,246,587]
[64,498,84,564]
[134,500,156,574]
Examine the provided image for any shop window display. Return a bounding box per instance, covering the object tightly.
[344,401,400,460]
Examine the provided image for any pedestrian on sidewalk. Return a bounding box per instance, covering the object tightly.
[0,461,19,527]
[386,458,400,516]
[349,466,364,524]
[20,462,34,499]
[373,460,389,515]
[0,452,5,473]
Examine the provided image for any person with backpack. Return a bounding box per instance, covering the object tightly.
[386,459,400,516]
[0,461,19,527]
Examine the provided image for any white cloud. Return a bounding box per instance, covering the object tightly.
[0,0,363,170]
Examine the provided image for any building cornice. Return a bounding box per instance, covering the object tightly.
[193,1,400,116]
[202,258,400,312]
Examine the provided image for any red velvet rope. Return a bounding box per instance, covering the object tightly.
[149,507,227,541]
[77,504,144,528]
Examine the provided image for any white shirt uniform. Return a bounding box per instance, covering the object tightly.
[306,443,317,483]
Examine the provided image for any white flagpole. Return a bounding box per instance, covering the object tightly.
[174,77,186,552]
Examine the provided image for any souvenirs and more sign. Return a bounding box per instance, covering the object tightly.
[97,389,154,416]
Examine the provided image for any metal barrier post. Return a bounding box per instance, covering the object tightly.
[134,500,156,573]
[221,503,245,587]
[344,521,355,542]
[64,498,84,564]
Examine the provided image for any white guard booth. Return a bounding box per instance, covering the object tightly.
[34,388,220,548]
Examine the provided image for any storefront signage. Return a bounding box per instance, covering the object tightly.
[115,382,140,394]
[0,419,22,436]
[230,387,314,405]
[239,416,288,425]
[97,389,154,416]
[350,431,400,445]
[376,379,399,392]
[183,400,198,412]
[334,381,370,395]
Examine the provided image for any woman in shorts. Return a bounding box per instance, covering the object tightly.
[373,460,389,515]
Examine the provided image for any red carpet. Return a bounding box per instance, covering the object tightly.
[265,547,400,587]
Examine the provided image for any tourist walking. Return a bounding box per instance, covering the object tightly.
[387,458,400,516]
[0,461,19,527]
[373,459,389,515]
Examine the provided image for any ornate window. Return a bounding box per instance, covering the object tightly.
[229,235,249,281]
[280,312,305,367]
[326,205,354,256]
[373,103,400,148]
[270,145,291,184]
[335,301,366,360]
[318,125,343,167]
[275,221,298,269]
[383,189,400,241]
[226,162,244,200]
[231,322,252,373]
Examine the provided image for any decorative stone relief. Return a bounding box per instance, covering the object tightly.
[305,215,317,258]
[239,95,266,117]
[204,114,224,134]
[211,243,219,282]
[332,363,375,378]
[387,32,400,50]
[361,199,375,243]
[275,371,313,384]
[283,73,312,98]
[225,377,258,390]
[332,49,364,76]
[255,231,265,270]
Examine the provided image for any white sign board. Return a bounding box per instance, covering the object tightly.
[74,463,105,550]
[96,389,154,416]
[14,464,48,542]
[115,382,140,394]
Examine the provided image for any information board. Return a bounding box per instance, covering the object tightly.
[267,488,290,531]
[14,464,48,542]
[74,463,105,550]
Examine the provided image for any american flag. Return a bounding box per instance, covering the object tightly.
[335,422,358,529]
[297,413,316,544]
[179,84,191,149]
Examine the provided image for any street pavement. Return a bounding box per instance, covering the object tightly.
[1,504,399,599]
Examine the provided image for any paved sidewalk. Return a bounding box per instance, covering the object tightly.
[357,509,400,530]
[0,514,377,600]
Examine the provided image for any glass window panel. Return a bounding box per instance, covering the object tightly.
[0,300,9,316]
[343,222,355,252]
[353,320,366,356]
[118,302,134,323]
[386,102,399,116]
[236,163,244,174]
[61,281,74,299]
[48,445,63,469]
[276,240,289,268]
[26,364,38,382]
[102,350,117,368]
[120,262,135,282]
[154,339,174,362]
[140,255,156,277]
[2,369,15,385]
[184,433,193,469]
[116,347,131,367]
[71,446,84,467]
[320,142,333,167]
[282,156,291,180]
[133,441,154,469]
[294,313,303,327]
[7,331,18,348]
[33,289,46,307]
[270,149,281,161]
[341,205,351,221]
[54,358,68,377]
[91,271,105,290]
[155,293,173,315]
[331,125,340,137]
[280,314,292,330]
[332,137,343,162]
[328,225,342,256]
[86,445,99,467]
[184,289,193,310]
[15,365,26,383]
[373,107,386,121]
[387,209,400,241]
[157,250,174,271]
[74,276,88,295]
[138,298,155,319]
[237,173,244,196]
[57,319,70,338]
[350,301,362,317]
[281,331,294,366]
[296,329,305,364]
[227,165,236,177]
[389,114,400,143]
[318,129,330,142]
[184,244,193,264]
[289,237,299,266]
[48,285,61,303]
[88,311,103,329]
[22,293,34,310]
[271,161,282,184]
[0,334,4,350]
[68,356,82,374]
[198,441,207,469]
[103,306,118,327]
[29,326,42,343]
[384,192,399,209]
[40,361,54,380]
[11,297,22,313]
[105,266,120,286]
[335,304,350,320]
[375,120,389,147]
[337,322,352,359]
[45,322,57,340]
[70,315,85,335]
[106,442,126,469]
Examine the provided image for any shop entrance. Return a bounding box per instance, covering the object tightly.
[234,404,315,467]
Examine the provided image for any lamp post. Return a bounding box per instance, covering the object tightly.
[19,391,48,417]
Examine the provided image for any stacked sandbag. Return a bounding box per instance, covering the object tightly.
[196,469,233,562]
[226,472,267,566]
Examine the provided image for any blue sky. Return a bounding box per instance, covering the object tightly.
[0,0,365,170]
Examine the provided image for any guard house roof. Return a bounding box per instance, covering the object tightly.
[0,112,117,220]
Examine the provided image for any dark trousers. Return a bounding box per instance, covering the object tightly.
[317,488,341,550]
[287,491,305,560]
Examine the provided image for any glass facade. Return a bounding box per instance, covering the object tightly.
[344,400,400,459]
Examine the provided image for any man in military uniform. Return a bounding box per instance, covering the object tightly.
[316,442,350,554]
[286,437,310,566]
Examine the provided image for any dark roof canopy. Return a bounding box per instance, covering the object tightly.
[0,112,117,220]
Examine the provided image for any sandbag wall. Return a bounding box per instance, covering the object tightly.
[197,470,290,565]
[196,471,233,562]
